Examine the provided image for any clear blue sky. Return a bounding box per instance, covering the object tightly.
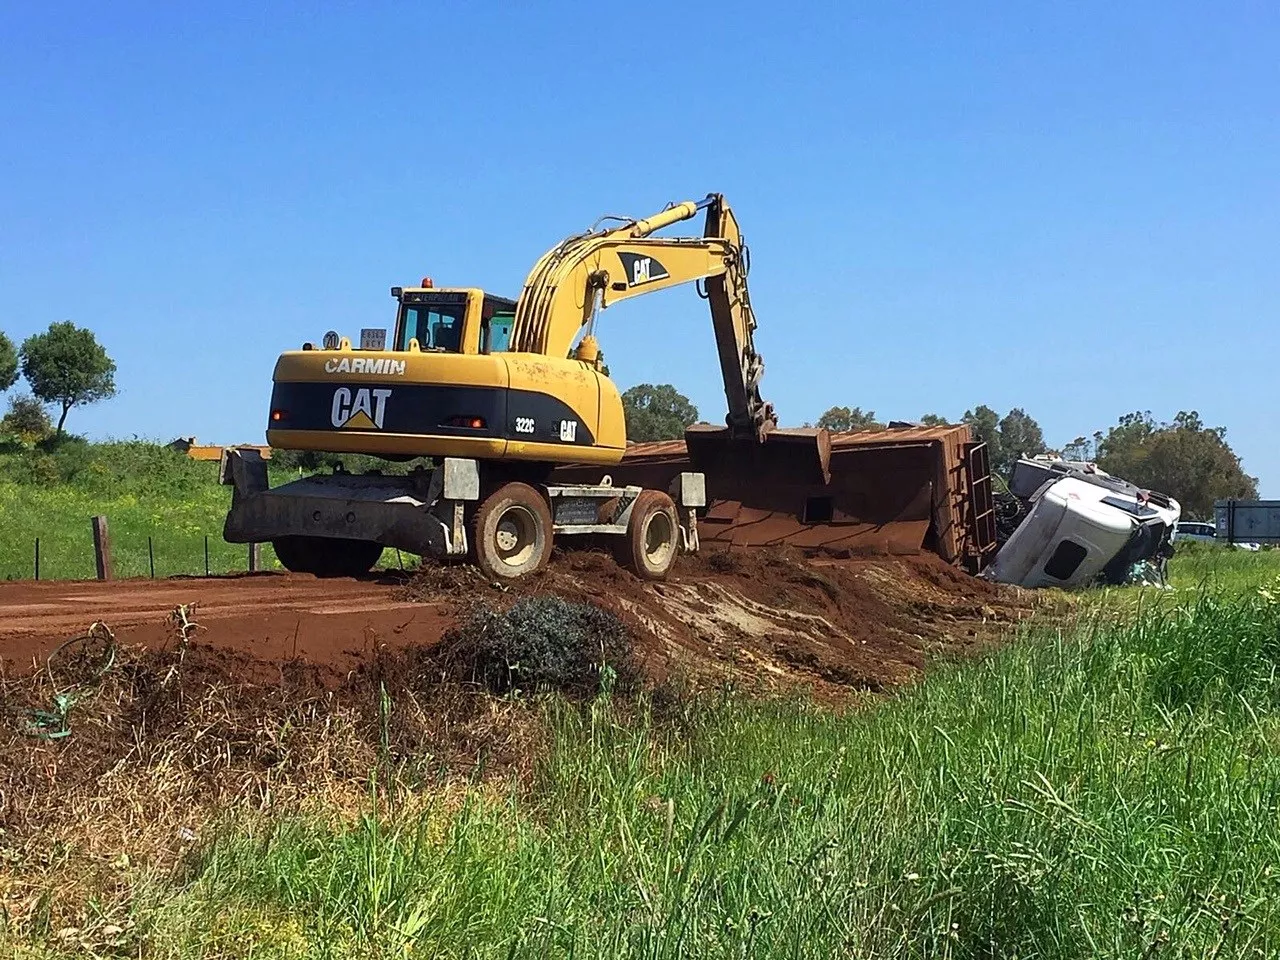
[1,1,1276,494]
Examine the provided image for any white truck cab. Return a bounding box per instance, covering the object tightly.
[986,459,1180,589]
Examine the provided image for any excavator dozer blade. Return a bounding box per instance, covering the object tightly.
[683,424,832,488]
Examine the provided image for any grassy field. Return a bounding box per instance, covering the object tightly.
[0,441,422,579]
[7,551,1280,958]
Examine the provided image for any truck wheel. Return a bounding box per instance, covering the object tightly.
[272,536,383,578]
[618,490,679,581]
[472,482,553,580]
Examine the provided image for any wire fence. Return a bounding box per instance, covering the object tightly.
[7,531,271,582]
[2,519,413,582]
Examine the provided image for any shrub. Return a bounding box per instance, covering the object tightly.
[0,393,53,445]
[438,596,638,697]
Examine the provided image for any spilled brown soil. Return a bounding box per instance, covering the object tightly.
[401,545,1031,696]
[0,571,441,683]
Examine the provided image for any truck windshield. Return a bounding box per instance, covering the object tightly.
[397,301,465,352]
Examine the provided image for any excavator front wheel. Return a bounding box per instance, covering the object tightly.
[617,490,679,581]
[472,482,553,580]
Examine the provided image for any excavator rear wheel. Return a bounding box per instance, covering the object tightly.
[617,490,679,581]
[272,536,384,578]
[472,482,553,580]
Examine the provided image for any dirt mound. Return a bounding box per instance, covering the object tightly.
[396,544,1031,696]
[0,545,1038,915]
[0,535,1046,951]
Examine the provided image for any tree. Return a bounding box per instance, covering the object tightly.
[1,393,53,443]
[1062,432,1103,462]
[1095,410,1258,519]
[20,321,117,436]
[919,413,949,427]
[997,407,1046,468]
[0,331,17,392]
[816,406,884,433]
[620,383,698,442]
[961,404,1047,475]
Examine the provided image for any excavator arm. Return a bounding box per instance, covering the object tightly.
[510,194,775,442]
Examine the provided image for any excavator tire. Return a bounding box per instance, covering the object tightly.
[472,482,553,581]
[616,490,679,581]
[272,536,384,578]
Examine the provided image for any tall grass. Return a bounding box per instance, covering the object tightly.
[1169,542,1280,593]
[117,577,1280,959]
[0,442,275,579]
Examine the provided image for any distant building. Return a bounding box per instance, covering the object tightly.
[167,437,272,461]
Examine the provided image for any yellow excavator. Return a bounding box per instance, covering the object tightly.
[222,194,828,580]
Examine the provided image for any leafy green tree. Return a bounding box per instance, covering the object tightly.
[919,413,949,427]
[0,331,17,392]
[20,321,117,436]
[1095,410,1257,519]
[1062,432,1104,462]
[997,407,1046,469]
[816,406,883,433]
[961,405,1047,475]
[1,393,53,443]
[621,383,698,442]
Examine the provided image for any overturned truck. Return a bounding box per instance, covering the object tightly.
[552,425,1180,590]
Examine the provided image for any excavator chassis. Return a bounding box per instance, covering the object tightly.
[220,448,707,577]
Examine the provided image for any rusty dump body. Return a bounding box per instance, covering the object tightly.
[552,423,999,572]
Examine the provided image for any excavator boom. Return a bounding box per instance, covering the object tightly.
[511,194,777,443]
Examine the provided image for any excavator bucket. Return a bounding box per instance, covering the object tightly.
[683,424,832,488]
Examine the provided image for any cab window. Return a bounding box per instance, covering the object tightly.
[398,304,464,352]
[482,313,514,354]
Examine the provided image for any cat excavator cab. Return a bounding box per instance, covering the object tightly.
[222,194,830,580]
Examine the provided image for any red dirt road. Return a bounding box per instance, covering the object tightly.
[0,573,450,678]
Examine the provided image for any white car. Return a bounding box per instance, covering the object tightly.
[1174,520,1260,550]
[1173,521,1217,544]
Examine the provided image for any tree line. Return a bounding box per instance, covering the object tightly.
[0,322,117,444]
[620,386,1259,520]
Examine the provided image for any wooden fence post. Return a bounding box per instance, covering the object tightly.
[248,542,260,573]
[92,515,113,581]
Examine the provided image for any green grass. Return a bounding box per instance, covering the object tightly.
[46,566,1274,958]
[0,440,280,579]
[0,440,422,579]
[1168,542,1280,592]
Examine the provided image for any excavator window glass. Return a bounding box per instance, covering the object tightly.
[482,313,514,354]
[397,302,465,352]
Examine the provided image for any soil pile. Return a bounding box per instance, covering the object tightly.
[406,545,1034,695]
